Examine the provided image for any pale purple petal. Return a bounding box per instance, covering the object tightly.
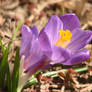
[42,16,63,45]
[25,55,50,75]
[24,39,43,71]
[38,30,52,57]
[50,46,71,64]
[31,25,39,38]
[20,25,33,57]
[67,29,92,52]
[62,49,90,65]
[60,13,80,31]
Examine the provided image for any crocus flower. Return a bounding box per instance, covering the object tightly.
[20,25,50,76]
[39,13,92,65]
[18,13,92,92]
[20,13,92,76]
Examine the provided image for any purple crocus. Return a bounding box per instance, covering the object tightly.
[20,25,50,76]
[20,13,92,76]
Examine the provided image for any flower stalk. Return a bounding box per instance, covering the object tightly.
[23,66,91,89]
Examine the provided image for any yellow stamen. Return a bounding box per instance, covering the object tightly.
[55,30,72,47]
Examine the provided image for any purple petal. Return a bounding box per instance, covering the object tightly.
[41,16,63,45]
[20,25,33,57]
[31,25,39,38]
[60,13,80,31]
[50,46,71,64]
[25,55,50,76]
[24,39,43,71]
[62,49,90,65]
[38,29,52,57]
[67,29,92,52]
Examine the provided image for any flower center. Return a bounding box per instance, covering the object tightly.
[55,30,72,47]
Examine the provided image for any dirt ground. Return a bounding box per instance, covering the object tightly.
[0,0,92,92]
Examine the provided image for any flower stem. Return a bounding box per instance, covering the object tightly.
[23,66,91,89]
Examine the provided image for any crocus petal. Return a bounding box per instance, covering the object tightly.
[60,13,80,31]
[50,46,71,64]
[62,49,90,65]
[41,15,63,45]
[31,25,39,38]
[24,39,43,71]
[25,55,50,76]
[38,30,52,57]
[20,25,33,57]
[67,29,92,52]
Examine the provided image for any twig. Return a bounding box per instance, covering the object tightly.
[82,24,88,30]
[80,84,92,92]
